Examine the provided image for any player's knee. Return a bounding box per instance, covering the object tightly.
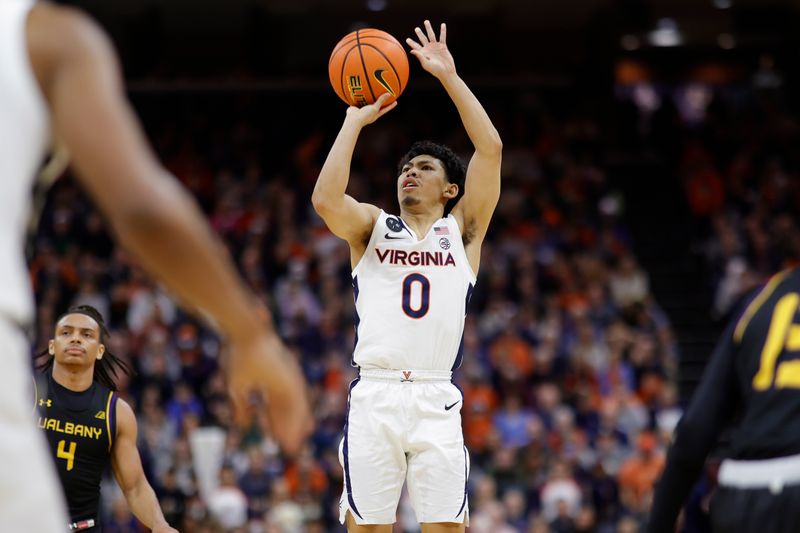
[420,521,466,533]
[345,511,392,533]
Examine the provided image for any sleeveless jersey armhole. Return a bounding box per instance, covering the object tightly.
[106,392,117,451]
[352,209,385,277]
[446,214,477,283]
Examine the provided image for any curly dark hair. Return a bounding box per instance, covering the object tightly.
[36,305,132,391]
[398,140,466,215]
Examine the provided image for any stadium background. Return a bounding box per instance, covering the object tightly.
[36,0,800,531]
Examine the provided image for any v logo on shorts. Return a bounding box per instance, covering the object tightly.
[401,371,413,382]
[445,401,460,411]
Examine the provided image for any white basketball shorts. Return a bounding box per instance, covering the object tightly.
[338,369,470,525]
[0,318,68,531]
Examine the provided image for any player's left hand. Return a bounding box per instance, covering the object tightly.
[406,20,456,79]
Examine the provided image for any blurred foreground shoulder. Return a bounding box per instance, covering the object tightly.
[27,2,119,94]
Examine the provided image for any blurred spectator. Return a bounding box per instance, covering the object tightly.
[609,255,649,309]
[617,432,664,515]
[470,499,518,533]
[460,361,500,457]
[157,468,187,529]
[550,499,577,533]
[206,463,248,530]
[166,381,204,430]
[617,515,640,533]
[267,478,304,533]
[283,446,328,501]
[104,495,140,533]
[126,271,176,335]
[494,394,539,449]
[540,460,582,523]
[238,446,274,519]
[574,504,598,533]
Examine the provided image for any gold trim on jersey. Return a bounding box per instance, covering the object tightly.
[734,269,791,343]
[32,376,39,411]
[105,392,114,451]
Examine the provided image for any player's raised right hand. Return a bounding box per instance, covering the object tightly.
[345,92,396,127]
[226,327,313,456]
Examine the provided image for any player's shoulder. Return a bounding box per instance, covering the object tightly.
[28,2,113,68]
[114,396,137,431]
[732,266,800,343]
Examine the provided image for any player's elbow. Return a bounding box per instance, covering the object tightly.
[311,189,337,218]
[490,132,503,153]
[480,129,503,156]
[311,190,326,213]
[111,177,193,238]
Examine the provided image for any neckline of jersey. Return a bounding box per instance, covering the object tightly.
[398,214,448,242]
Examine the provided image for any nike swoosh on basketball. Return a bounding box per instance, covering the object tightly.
[373,69,396,96]
[384,233,403,240]
[445,401,460,411]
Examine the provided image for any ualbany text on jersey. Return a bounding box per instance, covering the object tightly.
[38,417,103,440]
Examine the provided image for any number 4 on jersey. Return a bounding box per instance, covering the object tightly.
[57,440,77,471]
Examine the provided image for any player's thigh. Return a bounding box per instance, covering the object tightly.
[406,382,469,524]
[339,379,407,524]
[345,510,393,533]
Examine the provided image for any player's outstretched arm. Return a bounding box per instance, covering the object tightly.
[27,5,312,454]
[647,322,740,533]
[111,400,178,533]
[312,94,395,250]
[406,21,502,256]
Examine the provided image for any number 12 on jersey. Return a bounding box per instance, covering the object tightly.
[753,293,800,390]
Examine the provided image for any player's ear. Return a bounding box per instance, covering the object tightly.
[443,181,458,199]
[96,344,105,360]
[48,340,55,355]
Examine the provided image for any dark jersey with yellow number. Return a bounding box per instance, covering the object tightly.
[34,370,117,528]
[648,267,800,532]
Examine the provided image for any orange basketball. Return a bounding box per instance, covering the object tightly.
[328,28,409,107]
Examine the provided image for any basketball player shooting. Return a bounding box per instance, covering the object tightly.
[312,20,502,532]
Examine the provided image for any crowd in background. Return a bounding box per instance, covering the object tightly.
[677,68,800,321]
[29,76,797,532]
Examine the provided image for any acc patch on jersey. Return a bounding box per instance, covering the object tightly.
[386,217,403,232]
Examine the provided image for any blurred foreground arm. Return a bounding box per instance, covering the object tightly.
[27,4,311,453]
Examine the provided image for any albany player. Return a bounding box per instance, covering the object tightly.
[35,306,176,532]
[312,20,502,532]
[649,266,800,533]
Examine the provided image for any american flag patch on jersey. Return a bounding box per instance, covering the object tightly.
[434,226,449,235]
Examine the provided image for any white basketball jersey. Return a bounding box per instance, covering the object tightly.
[351,210,477,371]
[0,0,49,325]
